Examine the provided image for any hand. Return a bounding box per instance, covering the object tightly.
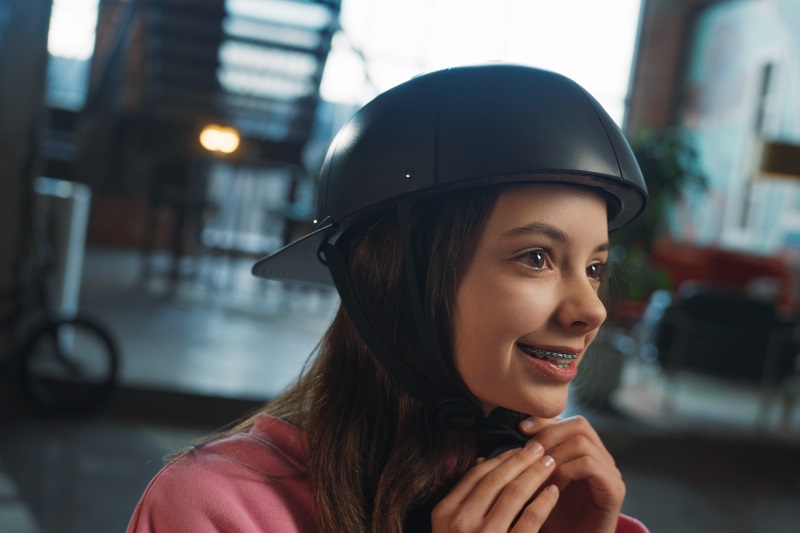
[518,415,625,533]
[432,441,560,532]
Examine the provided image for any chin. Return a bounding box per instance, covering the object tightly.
[520,392,570,419]
[481,387,571,419]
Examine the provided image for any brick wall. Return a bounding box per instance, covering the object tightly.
[625,0,726,134]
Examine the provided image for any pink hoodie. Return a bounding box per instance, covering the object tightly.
[128,414,648,532]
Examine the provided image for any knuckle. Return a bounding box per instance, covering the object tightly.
[484,470,506,486]
[449,511,475,532]
[520,506,547,527]
[519,488,558,526]
[504,481,526,499]
[577,455,595,469]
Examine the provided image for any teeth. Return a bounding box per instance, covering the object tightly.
[518,345,578,368]
[531,349,578,360]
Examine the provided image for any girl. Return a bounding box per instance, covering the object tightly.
[128,64,649,532]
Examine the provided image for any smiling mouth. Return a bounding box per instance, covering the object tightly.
[517,344,578,369]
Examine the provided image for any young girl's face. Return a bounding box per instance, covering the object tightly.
[452,183,609,417]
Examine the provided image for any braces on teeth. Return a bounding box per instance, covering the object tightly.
[521,347,578,369]
[528,349,578,360]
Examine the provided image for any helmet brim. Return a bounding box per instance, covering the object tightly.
[251,171,644,285]
[251,220,336,286]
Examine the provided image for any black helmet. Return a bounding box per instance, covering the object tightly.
[253,63,647,284]
[252,64,648,449]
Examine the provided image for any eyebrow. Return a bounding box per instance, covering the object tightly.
[501,221,610,253]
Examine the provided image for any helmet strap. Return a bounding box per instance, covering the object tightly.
[395,199,527,454]
[321,239,445,405]
[395,198,452,392]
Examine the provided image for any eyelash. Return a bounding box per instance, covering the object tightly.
[515,249,608,282]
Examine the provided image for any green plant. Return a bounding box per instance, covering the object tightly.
[611,128,708,301]
[617,128,708,250]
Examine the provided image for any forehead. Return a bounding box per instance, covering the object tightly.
[476,184,608,260]
[483,182,609,239]
[468,183,608,249]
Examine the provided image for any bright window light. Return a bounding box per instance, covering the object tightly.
[47,0,100,60]
[321,0,642,125]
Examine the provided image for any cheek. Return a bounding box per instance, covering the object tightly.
[452,282,553,365]
[451,286,494,379]
[458,268,552,320]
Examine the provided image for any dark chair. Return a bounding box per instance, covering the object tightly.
[654,287,799,421]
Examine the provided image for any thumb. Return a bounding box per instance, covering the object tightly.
[518,416,561,436]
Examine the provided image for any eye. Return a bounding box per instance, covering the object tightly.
[516,250,549,270]
[587,262,607,282]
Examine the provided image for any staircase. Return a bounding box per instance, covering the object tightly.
[74,0,341,279]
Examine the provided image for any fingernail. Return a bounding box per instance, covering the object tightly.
[525,440,543,454]
[520,418,536,431]
[546,484,559,494]
[540,455,555,467]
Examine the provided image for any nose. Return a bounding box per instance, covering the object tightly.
[554,277,607,333]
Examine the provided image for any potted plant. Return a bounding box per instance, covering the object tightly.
[610,127,708,313]
[574,128,707,406]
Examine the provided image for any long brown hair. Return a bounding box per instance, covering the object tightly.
[219,186,501,531]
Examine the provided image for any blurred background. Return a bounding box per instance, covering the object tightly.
[1,0,799,531]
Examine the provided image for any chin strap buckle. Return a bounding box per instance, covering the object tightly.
[433,398,479,430]
[434,397,530,459]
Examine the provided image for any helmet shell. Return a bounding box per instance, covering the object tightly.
[253,64,648,284]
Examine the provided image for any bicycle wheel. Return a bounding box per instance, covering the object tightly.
[19,316,120,412]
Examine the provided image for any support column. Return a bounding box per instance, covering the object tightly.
[0,0,52,343]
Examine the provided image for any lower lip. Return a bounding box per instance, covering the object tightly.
[517,347,578,383]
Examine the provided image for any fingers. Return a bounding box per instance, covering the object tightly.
[438,446,523,505]
[522,415,614,464]
[484,451,555,523]
[510,485,559,533]
[446,443,551,517]
[521,416,625,514]
[548,436,623,490]
[432,443,559,532]
[518,416,558,436]
[551,453,625,510]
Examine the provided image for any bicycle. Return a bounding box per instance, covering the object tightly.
[0,222,120,413]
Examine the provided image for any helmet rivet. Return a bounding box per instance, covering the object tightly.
[403,168,415,180]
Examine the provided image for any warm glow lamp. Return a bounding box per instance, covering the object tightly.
[199,124,240,154]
